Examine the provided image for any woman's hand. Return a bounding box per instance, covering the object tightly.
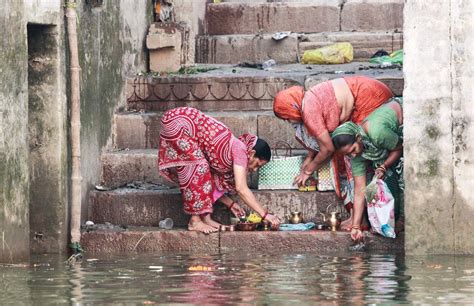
[293,171,312,187]
[264,213,281,230]
[375,165,387,180]
[229,202,246,218]
[351,228,363,242]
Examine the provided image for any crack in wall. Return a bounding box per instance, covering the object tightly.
[339,0,347,32]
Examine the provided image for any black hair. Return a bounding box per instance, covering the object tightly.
[332,134,356,150]
[253,138,271,161]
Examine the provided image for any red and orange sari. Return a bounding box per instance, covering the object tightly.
[158,107,256,215]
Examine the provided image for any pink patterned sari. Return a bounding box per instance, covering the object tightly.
[158,107,256,215]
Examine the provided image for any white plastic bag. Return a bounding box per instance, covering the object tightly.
[364,177,396,238]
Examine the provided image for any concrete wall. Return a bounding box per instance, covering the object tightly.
[0,0,151,262]
[404,0,474,254]
[75,0,152,226]
[171,0,207,65]
[0,0,30,263]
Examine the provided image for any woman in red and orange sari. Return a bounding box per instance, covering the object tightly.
[158,107,281,234]
[273,76,393,229]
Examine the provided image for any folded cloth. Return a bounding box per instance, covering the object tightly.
[279,222,315,231]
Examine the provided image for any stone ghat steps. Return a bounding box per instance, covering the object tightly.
[81,227,404,255]
[197,31,403,64]
[89,188,342,228]
[205,1,403,35]
[125,63,403,113]
[114,110,301,151]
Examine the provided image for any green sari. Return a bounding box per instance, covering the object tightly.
[332,98,404,217]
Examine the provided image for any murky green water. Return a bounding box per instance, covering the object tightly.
[2,252,474,304]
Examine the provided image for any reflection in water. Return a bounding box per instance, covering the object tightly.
[2,253,474,304]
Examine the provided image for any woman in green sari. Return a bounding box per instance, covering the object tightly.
[331,99,403,242]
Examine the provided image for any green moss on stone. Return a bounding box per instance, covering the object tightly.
[425,125,441,140]
[425,158,439,177]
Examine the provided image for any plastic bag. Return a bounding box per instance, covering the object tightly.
[364,177,396,238]
[301,43,354,64]
[370,49,403,65]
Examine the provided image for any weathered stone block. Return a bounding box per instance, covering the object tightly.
[114,111,260,150]
[257,114,301,149]
[300,32,403,60]
[196,33,299,64]
[81,228,403,255]
[100,149,172,189]
[148,22,189,73]
[206,1,341,35]
[88,189,343,227]
[126,76,299,112]
[220,231,404,253]
[81,228,220,255]
[146,32,181,49]
[341,0,404,32]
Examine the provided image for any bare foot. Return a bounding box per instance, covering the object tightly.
[201,214,222,229]
[188,216,218,234]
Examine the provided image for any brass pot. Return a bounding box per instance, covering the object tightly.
[235,222,257,231]
[288,211,303,224]
[327,212,341,231]
[320,211,341,231]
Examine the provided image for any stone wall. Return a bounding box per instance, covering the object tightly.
[75,0,152,227]
[404,0,474,254]
[0,0,152,262]
[0,0,30,263]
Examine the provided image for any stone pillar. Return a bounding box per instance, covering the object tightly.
[404,0,474,254]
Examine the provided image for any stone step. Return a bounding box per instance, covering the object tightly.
[100,148,265,189]
[126,75,300,112]
[81,227,404,255]
[197,31,402,64]
[126,63,403,112]
[300,31,403,61]
[205,1,341,35]
[341,0,403,32]
[196,33,299,64]
[205,1,403,35]
[88,188,343,228]
[114,110,301,150]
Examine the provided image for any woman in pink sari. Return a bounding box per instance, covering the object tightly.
[158,107,281,233]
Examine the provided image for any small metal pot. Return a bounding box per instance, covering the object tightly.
[235,222,257,231]
[315,223,328,230]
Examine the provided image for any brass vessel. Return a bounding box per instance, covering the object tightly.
[327,212,341,231]
[288,211,303,224]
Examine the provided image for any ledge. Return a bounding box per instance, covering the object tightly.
[81,227,404,255]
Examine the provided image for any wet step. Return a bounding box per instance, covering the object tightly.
[125,63,403,112]
[114,110,302,150]
[206,1,402,35]
[197,31,403,64]
[81,226,404,255]
[88,188,342,228]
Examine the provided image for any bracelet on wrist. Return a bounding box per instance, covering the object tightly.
[228,202,236,210]
[351,224,360,230]
[303,170,313,175]
[261,211,268,221]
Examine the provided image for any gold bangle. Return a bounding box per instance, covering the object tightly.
[351,225,360,230]
[303,170,313,175]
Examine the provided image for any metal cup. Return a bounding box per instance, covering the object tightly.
[159,218,174,230]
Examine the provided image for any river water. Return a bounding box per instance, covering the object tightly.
[1,252,474,304]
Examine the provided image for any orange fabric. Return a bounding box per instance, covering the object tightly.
[302,81,340,137]
[273,86,305,121]
[344,76,394,124]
